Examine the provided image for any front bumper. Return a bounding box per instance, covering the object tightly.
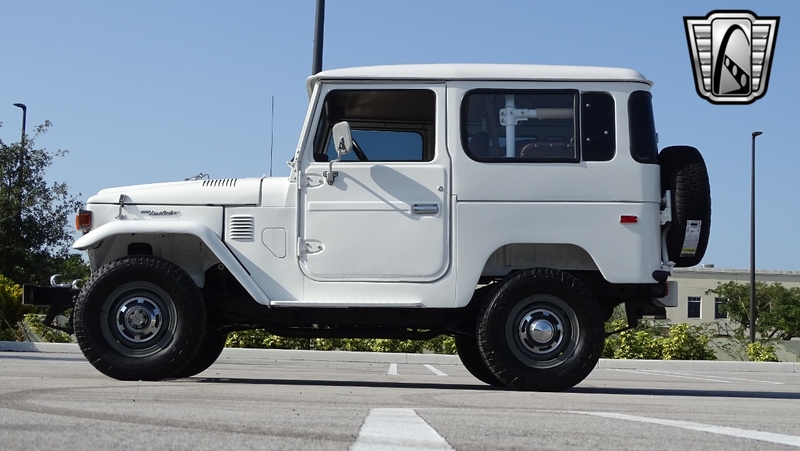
[22,284,79,334]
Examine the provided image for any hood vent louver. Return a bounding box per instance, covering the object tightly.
[202,178,237,188]
[228,215,255,241]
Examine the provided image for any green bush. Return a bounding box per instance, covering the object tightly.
[614,329,664,359]
[746,342,780,362]
[661,323,716,360]
[23,313,72,343]
[224,330,457,354]
[0,274,33,340]
[603,318,716,360]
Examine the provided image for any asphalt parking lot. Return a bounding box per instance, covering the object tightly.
[1,344,799,451]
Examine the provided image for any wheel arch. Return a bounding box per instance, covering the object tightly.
[74,221,271,305]
[480,243,600,279]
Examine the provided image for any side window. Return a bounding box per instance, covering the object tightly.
[462,90,578,162]
[628,90,658,164]
[314,89,435,163]
[580,92,616,161]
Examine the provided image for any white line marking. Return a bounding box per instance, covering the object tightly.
[424,364,448,377]
[636,369,785,385]
[609,368,734,383]
[351,408,453,451]
[573,411,800,448]
[388,363,398,376]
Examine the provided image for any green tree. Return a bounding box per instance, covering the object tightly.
[708,281,800,341]
[0,121,87,286]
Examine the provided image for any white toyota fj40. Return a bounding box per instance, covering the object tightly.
[25,64,711,391]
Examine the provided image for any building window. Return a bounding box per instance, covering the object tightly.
[687,296,701,318]
[714,297,728,319]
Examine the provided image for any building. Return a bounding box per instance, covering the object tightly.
[669,265,800,334]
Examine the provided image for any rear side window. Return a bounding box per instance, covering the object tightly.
[628,91,658,164]
[462,90,578,162]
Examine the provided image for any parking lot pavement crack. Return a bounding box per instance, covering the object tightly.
[0,386,354,443]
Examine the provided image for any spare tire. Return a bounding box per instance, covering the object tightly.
[659,146,711,267]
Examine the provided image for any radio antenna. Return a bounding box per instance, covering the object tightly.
[269,95,274,177]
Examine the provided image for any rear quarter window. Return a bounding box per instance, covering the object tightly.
[628,91,658,164]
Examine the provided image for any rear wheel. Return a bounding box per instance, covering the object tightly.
[476,268,604,391]
[455,335,503,386]
[74,256,207,381]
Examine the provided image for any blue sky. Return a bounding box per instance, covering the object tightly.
[1,1,798,271]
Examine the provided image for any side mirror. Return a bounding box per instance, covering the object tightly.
[324,122,353,185]
[331,121,353,158]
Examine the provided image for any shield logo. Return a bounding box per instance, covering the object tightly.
[684,10,780,104]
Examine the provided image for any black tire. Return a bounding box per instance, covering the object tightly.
[476,268,604,391]
[455,335,504,386]
[74,256,207,381]
[659,145,711,267]
[172,332,228,378]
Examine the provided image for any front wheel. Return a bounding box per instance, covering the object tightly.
[74,256,207,381]
[172,332,228,378]
[476,268,604,391]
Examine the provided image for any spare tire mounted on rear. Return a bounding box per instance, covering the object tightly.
[659,145,711,267]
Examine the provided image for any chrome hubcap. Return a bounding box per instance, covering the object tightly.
[515,305,567,356]
[529,318,555,343]
[115,297,162,343]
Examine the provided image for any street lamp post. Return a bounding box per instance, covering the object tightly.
[750,131,762,344]
[13,103,27,143]
[311,0,325,75]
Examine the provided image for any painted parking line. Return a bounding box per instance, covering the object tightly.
[636,369,785,385]
[351,408,453,451]
[609,368,784,385]
[387,363,398,376]
[609,368,733,383]
[424,364,448,377]
[573,411,800,448]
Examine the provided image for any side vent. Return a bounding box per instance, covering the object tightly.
[203,178,237,187]
[228,215,255,241]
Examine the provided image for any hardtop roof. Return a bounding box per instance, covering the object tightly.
[306,64,652,94]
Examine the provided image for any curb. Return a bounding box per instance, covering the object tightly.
[1,341,797,372]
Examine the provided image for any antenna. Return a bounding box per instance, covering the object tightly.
[269,95,274,177]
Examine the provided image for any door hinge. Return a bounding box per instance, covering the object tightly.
[298,239,323,255]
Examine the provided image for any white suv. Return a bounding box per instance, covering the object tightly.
[25,64,711,391]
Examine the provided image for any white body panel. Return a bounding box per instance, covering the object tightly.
[77,63,669,311]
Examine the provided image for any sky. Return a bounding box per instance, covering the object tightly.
[1,0,798,271]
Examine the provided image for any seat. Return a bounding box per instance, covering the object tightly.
[468,131,491,157]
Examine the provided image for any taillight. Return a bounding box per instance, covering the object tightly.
[76,209,92,232]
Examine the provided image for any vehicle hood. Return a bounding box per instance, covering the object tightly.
[86,178,263,206]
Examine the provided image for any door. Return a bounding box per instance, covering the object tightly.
[299,86,450,282]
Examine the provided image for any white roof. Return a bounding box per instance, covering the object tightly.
[307,64,651,93]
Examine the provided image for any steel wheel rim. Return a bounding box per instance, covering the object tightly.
[100,281,177,357]
[506,294,579,369]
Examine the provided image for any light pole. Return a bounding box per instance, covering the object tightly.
[13,103,27,144]
[311,0,325,75]
[750,131,762,344]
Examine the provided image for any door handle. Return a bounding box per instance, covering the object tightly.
[412,204,439,215]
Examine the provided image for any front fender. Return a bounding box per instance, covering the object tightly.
[74,221,271,306]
